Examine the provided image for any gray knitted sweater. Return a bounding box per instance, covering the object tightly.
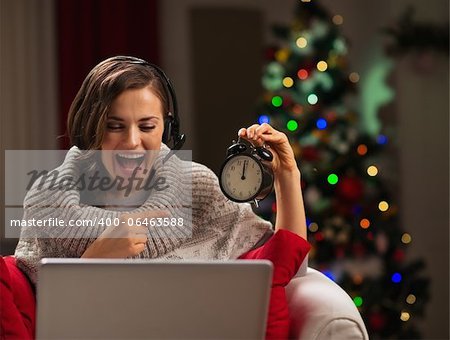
[15,146,272,285]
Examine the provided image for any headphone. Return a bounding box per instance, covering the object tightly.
[108,56,186,150]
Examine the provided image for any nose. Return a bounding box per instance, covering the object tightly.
[123,126,141,149]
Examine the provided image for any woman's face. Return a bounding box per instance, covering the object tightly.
[101,86,164,179]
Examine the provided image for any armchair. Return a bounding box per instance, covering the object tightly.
[286,259,369,339]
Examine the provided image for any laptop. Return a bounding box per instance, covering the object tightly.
[36,259,273,339]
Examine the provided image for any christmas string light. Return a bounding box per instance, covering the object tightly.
[406,294,416,304]
[317,60,328,71]
[353,296,363,307]
[283,77,294,88]
[367,165,378,176]
[392,272,402,283]
[349,72,360,83]
[296,37,308,48]
[308,222,319,232]
[307,94,318,105]
[332,14,344,25]
[400,311,410,322]
[360,218,370,229]
[316,118,327,129]
[258,115,270,125]
[327,173,339,185]
[401,233,412,244]
[297,69,308,80]
[377,134,388,145]
[357,144,368,156]
[287,120,299,131]
[272,96,283,107]
[378,201,389,212]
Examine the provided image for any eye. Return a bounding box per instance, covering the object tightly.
[106,123,123,131]
[140,125,156,132]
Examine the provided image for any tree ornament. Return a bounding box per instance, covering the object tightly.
[336,176,364,202]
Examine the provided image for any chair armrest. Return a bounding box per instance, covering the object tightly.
[286,267,369,340]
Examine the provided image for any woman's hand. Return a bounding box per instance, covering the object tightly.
[238,123,298,176]
[82,210,168,258]
[238,123,306,238]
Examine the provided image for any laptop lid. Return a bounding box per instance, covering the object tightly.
[36,258,272,339]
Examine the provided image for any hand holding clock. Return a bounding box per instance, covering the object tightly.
[238,123,306,239]
[238,123,298,176]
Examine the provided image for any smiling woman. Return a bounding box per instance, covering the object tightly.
[13,55,311,340]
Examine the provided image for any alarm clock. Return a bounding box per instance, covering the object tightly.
[219,138,274,207]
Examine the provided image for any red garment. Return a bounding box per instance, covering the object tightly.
[0,256,36,340]
[238,229,311,340]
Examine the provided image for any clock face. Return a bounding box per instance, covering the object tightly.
[220,154,263,202]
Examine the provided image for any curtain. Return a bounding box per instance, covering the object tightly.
[56,0,159,148]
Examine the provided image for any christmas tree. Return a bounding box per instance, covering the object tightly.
[255,1,429,338]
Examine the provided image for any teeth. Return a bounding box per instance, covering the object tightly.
[117,153,145,159]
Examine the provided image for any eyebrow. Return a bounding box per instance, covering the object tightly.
[107,116,160,122]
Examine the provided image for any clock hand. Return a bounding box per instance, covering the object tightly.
[241,160,247,180]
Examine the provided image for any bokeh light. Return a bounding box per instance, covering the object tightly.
[357,144,368,156]
[360,219,370,229]
[367,165,378,176]
[316,118,327,129]
[317,61,328,72]
[379,201,389,212]
[297,69,309,80]
[353,296,363,307]
[307,94,318,105]
[258,115,270,125]
[287,120,299,131]
[272,96,283,107]
[377,134,388,145]
[283,77,294,88]
[332,14,344,25]
[349,72,360,83]
[400,311,410,322]
[296,37,308,48]
[401,233,412,244]
[392,272,402,283]
[308,222,319,232]
[327,174,338,185]
[406,294,416,304]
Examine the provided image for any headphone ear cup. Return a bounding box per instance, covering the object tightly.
[162,118,173,144]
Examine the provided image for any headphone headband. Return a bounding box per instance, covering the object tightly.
[107,56,186,150]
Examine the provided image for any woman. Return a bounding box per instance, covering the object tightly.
[14,56,310,339]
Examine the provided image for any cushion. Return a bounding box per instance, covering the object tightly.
[0,256,36,340]
[286,267,369,340]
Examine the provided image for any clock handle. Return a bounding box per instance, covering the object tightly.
[256,147,273,161]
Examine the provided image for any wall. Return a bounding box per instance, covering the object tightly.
[0,0,58,254]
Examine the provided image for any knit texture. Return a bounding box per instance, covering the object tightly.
[15,145,273,284]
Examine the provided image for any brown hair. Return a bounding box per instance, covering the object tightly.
[67,56,169,150]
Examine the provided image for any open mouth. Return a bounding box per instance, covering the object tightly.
[115,152,146,170]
